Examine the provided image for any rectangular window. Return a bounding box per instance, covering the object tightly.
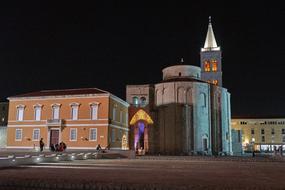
[251,129,254,135]
[89,128,97,141]
[261,136,265,142]
[71,106,78,120]
[32,129,40,141]
[15,129,22,141]
[34,107,41,121]
[271,128,275,135]
[70,128,77,141]
[16,107,24,121]
[111,128,115,143]
[282,129,285,134]
[261,129,265,135]
[283,136,285,143]
[52,106,60,119]
[91,105,98,120]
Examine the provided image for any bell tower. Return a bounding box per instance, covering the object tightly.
[200,16,222,86]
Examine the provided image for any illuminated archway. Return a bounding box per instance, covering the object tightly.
[129,109,153,154]
[130,109,153,125]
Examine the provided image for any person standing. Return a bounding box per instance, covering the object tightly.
[39,138,45,152]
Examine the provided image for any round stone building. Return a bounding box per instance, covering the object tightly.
[126,19,232,155]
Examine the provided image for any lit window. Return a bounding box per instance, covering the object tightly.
[71,105,79,120]
[16,105,25,121]
[52,105,60,120]
[70,128,77,141]
[34,106,42,121]
[212,80,218,85]
[89,128,97,141]
[32,129,40,141]
[204,60,210,72]
[211,59,218,72]
[133,96,139,105]
[111,128,115,143]
[15,129,22,141]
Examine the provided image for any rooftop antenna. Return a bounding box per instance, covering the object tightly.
[180,57,184,64]
[209,16,211,24]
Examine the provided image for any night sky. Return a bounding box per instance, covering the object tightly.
[0,2,285,117]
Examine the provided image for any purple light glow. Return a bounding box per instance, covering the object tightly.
[134,122,145,150]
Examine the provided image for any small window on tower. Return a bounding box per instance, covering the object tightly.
[212,80,218,85]
[211,60,218,72]
[204,60,210,72]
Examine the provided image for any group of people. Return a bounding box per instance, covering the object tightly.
[40,138,109,153]
[50,142,67,152]
[96,144,110,153]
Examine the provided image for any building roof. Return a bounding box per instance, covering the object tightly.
[161,77,208,83]
[9,88,109,98]
[201,16,220,52]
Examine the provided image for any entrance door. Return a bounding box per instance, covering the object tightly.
[50,130,59,146]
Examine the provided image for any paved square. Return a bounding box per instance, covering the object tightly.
[0,156,284,189]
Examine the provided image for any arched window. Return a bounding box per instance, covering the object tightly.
[140,97,146,105]
[204,60,210,72]
[177,87,185,104]
[156,89,163,106]
[133,96,139,105]
[200,93,207,107]
[186,88,192,105]
[211,59,218,72]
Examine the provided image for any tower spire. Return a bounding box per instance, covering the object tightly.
[202,16,220,51]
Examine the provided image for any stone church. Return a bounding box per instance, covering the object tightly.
[126,18,232,155]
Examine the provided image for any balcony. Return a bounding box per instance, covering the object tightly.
[46,119,64,126]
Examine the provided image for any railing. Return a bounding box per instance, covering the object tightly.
[46,119,63,126]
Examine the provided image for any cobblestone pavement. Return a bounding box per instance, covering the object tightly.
[0,156,285,189]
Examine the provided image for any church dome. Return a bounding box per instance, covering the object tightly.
[162,65,201,81]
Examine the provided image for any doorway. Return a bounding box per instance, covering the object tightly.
[50,129,59,146]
